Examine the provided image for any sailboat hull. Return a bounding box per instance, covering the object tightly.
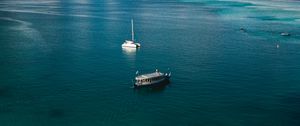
[122,40,140,48]
[122,44,138,48]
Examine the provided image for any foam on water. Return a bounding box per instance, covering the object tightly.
[0,17,48,51]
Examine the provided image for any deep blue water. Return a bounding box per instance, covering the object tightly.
[1,0,300,125]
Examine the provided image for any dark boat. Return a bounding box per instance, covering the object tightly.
[134,69,171,88]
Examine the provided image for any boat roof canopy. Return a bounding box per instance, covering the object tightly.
[135,72,164,80]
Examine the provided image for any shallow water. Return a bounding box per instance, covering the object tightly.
[1,0,300,125]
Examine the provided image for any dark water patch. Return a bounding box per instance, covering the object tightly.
[239,25,300,42]
[248,16,298,22]
[0,103,14,114]
[0,85,12,98]
[281,92,300,107]
[248,16,277,21]
[281,92,300,124]
[237,103,270,114]
[48,108,65,118]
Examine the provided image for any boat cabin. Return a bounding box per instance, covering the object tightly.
[136,73,164,83]
[134,69,171,87]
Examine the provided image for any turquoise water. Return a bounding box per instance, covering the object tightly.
[1,0,300,125]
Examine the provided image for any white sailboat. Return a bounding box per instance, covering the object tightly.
[122,19,141,48]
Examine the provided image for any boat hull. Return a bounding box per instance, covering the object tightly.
[134,77,170,88]
[122,43,140,48]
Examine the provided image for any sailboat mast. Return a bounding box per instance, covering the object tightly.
[131,19,134,42]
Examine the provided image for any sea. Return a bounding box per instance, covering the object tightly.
[0,0,300,125]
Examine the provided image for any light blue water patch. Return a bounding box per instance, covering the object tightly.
[179,0,300,44]
[179,0,300,23]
